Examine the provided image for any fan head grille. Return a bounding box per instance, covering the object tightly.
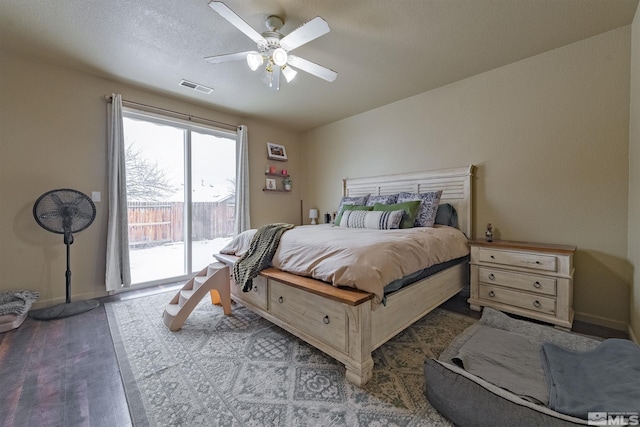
[33,189,96,235]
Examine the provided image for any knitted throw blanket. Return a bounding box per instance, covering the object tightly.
[233,223,295,292]
[0,291,39,316]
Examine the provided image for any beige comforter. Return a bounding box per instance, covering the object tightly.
[220,224,469,303]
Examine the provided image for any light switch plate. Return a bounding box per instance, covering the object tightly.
[91,191,101,202]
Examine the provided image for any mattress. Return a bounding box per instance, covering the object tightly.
[221,224,470,303]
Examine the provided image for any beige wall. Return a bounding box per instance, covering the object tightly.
[0,52,301,307]
[302,27,632,330]
[630,9,640,342]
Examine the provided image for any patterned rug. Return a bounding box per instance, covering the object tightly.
[105,291,476,426]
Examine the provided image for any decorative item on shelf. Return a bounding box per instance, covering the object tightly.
[282,177,292,191]
[324,212,331,224]
[281,169,288,175]
[267,142,287,161]
[309,209,319,225]
[265,164,270,174]
[266,178,277,190]
[269,165,277,174]
[485,223,493,242]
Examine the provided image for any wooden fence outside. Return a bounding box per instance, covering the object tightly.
[128,201,234,248]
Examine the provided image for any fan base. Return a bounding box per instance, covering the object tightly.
[29,299,100,321]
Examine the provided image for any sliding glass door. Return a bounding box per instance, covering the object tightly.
[123,110,236,285]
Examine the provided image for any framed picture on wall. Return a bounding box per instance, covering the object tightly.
[267,142,287,161]
[266,178,277,190]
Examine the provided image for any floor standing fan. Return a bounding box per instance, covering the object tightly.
[29,189,99,320]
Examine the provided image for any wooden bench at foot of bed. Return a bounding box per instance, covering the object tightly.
[213,253,467,386]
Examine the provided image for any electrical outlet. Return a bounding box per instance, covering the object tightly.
[91,191,101,202]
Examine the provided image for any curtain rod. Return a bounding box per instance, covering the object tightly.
[104,95,240,131]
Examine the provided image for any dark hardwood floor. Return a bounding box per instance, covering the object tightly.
[0,286,629,427]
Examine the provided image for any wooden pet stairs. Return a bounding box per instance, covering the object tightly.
[162,261,232,331]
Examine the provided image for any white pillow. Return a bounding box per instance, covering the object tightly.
[339,210,404,229]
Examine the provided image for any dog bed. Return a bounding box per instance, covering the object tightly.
[0,291,39,333]
[424,308,604,426]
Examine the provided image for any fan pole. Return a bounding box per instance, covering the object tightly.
[65,238,71,304]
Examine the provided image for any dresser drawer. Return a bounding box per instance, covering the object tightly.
[479,284,556,315]
[270,280,347,353]
[478,267,556,296]
[231,276,268,310]
[478,248,557,272]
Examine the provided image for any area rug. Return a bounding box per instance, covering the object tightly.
[105,291,476,426]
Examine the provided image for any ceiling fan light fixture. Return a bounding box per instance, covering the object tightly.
[281,65,297,82]
[246,52,263,71]
[272,47,288,66]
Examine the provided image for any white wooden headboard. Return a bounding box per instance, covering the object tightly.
[343,165,476,238]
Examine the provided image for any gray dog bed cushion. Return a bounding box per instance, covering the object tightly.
[424,308,601,426]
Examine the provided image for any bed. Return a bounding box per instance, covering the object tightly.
[214,165,475,385]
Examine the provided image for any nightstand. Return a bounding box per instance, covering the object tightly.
[468,239,576,330]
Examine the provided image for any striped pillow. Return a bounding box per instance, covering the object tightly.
[339,210,404,230]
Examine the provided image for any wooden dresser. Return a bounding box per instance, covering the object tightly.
[468,239,576,329]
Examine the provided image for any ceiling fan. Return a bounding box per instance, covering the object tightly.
[205,1,337,90]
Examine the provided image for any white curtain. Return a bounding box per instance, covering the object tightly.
[234,125,251,234]
[105,93,131,291]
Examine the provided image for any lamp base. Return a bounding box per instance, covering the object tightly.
[310,219,317,225]
[29,300,100,321]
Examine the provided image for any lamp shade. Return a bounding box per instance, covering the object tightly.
[246,52,263,71]
[272,48,288,66]
[309,209,319,225]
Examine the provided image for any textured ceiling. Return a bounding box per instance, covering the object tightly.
[1,0,638,131]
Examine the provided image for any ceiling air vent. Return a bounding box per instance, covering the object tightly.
[179,79,214,94]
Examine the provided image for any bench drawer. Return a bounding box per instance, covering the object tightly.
[270,280,347,353]
[231,276,268,310]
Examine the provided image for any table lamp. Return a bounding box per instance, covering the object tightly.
[309,209,319,225]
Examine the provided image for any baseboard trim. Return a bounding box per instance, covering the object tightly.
[629,325,639,344]
[574,311,628,332]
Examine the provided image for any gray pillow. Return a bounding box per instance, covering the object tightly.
[435,203,458,228]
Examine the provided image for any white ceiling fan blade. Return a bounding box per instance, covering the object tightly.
[288,56,337,82]
[204,51,256,64]
[208,1,266,45]
[280,17,330,51]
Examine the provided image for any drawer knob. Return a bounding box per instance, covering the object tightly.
[490,255,495,259]
[323,315,330,324]
[533,281,541,288]
[488,291,495,297]
[535,261,541,264]
[278,296,284,303]
[488,273,496,280]
[533,300,541,308]
[254,286,259,293]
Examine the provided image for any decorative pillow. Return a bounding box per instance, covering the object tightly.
[435,203,459,228]
[336,195,370,219]
[373,200,422,229]
[335,204,373,226]
[397,190,443,227]
[365,194,398,206]
[339,210,404,230]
